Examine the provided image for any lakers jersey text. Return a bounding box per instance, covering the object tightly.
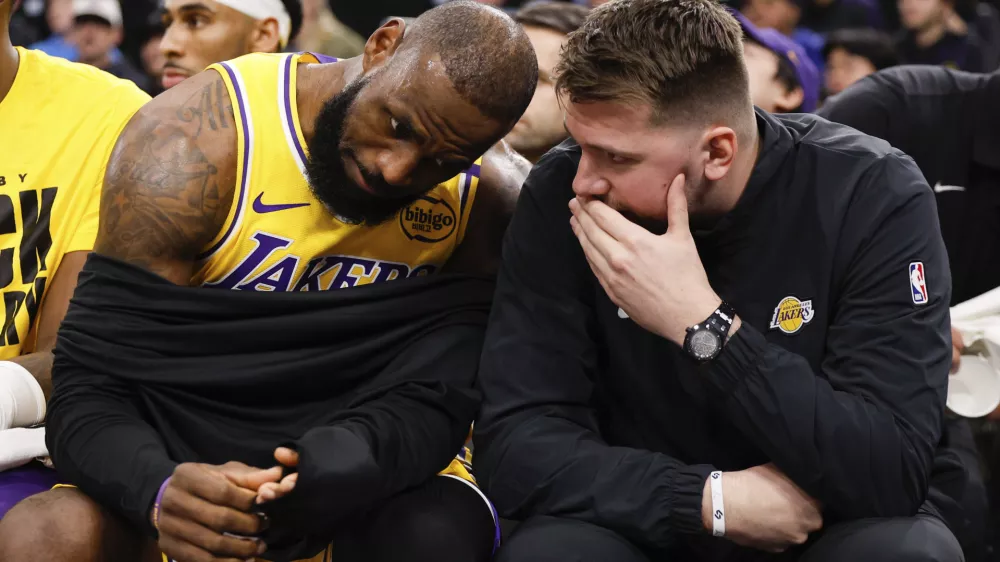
[193,52,480,292]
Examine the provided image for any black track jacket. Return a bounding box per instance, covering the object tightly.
[473,109,954,551]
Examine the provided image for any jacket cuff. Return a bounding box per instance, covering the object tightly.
[668,463,715,534]
[704,323,769,395]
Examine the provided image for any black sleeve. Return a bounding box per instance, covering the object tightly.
[702,154,951,518]
[473,149,714,551]
[817,74,899,145]
[45,356,177,536]
[259,322,483,558]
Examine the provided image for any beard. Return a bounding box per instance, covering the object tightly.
[304,75,424,226]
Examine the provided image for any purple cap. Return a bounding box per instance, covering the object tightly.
[729,8,820,113]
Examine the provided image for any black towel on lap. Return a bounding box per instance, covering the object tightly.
[47,253,492,560]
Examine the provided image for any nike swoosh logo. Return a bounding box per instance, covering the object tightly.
[252,193,310,213]
[933,182,966,193]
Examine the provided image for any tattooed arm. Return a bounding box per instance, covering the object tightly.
[442,141,530,276]
[96,69,238,285]
[45,70,246,538]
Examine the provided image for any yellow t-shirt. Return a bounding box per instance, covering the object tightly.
[0,47,150,357]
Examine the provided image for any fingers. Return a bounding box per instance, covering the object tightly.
[274,447,299,468]
[570,197,645,243]
[159,537,251,562]
[951,325,966,351]
[570,216,612,280]
[569,199,624,264]
[172,465,260,512]
[158,516,265,561]
[256,473,298,504]
[665,174,689,234]
[220,464,283,493]
[950,325,964,374]
[161,487,265,537]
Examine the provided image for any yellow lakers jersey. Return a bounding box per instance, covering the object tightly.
[193,52,480,292]
[198,53,481,486]
[0,48,150,358]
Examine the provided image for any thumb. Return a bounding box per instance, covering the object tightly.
[274,447,300,468]
[665,174,689,235]
[223,465,283,490]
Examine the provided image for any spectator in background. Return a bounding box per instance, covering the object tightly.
[138,9,163,96]
[295,0,365,59]
[739,0,825,71]
[27,0,73,59]
[733,9,820,112]
[823,28,898,95]
[9,0,45,46]
[159,0,302,90]
[799,0,883,32]
[506,1,589,163]
[897,0,986,70]
[70,0,149,92]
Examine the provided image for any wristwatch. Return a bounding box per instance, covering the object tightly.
[682,301,736,362]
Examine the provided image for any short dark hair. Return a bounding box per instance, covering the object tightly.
[823,28,899,70]
[401,1,538,127]
[514,1,590,36]
[556,0,751,130]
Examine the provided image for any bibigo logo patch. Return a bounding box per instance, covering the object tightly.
[399,195,457,243]
[769,296,815,335]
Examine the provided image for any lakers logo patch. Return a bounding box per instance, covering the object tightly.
[769,296,814,335]
[400,195,457,243]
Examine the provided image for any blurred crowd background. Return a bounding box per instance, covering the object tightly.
[7,0,1000,101]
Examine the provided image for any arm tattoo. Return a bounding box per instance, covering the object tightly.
[175,77,232,136]
[97,72,237,284]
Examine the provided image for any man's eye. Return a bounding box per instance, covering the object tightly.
[607,151,628,164]
[390,117,412,139]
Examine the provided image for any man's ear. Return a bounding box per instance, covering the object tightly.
[702,126,738,182]
[362,18,407,73]
[249,17,282,54]
[774,85,805,113]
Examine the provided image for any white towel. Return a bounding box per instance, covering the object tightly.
[0,426,48,472]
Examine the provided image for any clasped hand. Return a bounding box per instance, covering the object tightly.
[706,464,823,552]
[154,447,299,562]
[568,174,726,345]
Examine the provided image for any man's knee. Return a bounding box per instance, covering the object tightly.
[496,516,650,562]
[802,515,964,562]
[0,487,151,562]
[0,488,105,559]
[363,477,497,562]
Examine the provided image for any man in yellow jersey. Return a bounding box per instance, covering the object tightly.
[159,0,302,90]
[0,0,149,512]
[0,2,536,562]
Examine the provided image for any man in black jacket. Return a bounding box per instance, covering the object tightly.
[819,64,1000,562]
[474,0,964,560]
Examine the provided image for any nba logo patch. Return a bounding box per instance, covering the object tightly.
[909,262,928,305]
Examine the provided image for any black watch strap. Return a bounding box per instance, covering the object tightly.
[707,301,736,339]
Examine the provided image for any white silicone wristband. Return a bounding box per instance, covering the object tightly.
[710,470,725,537]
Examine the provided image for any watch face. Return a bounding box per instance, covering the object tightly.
[689,329,721,360]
